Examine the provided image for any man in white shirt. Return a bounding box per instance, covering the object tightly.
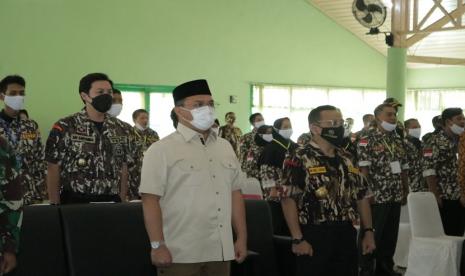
[140,79,247,276]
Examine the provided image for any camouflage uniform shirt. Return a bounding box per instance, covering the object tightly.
[0,137,23,256]
[0,110,45,204]
[128,127,159,199]
[281,141,367,225]
[218,125,242,157]
[405,136,427,192]
[297,132,312,146]
[357,128,409,203]
[45,109,129,195]
[423,130,461,200]
[238,130,263,179]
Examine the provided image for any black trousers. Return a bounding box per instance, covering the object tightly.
[60,190,122,204]
[439,199,465,236]
[296,222,358,276]
[359,202,401,273]
[267,201,290,236]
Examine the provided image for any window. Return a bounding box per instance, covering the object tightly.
[405,88,465,135]
[251,84,386,140]
[114,84,175,138]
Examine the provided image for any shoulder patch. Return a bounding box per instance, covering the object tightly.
[358,138,368,147]
[52,124,64,132]
[423,148,433,157]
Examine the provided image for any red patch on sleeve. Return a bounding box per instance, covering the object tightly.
[423,148,433,157]
[52,124,63,132]
[358,139,368,147]
[284,159,299,167]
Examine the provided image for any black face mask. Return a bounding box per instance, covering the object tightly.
[90,94,113,113]
[320,126,345,147]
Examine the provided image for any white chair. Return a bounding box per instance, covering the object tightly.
[394,204,411,268]
[241,177,263,200]
[405,192,464,276]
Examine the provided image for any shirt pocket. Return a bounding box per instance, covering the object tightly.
[176,159,204,186]
[220,159,239,187]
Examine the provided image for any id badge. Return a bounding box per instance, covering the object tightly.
[247,152,254,162]
[390,161,401,174]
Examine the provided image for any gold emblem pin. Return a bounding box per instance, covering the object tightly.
[78,158,87,167]
[315,186,328,199]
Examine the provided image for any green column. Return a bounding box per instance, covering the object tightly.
[386,47,407,121]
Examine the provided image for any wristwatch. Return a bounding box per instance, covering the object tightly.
[150,241,165,250]
[291,238,305,245]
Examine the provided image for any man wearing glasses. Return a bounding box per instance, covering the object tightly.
[140,79,247,276]
[357,103,409,276]
[281,105,375,276]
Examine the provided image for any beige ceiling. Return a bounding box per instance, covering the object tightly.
[307,0,465,68]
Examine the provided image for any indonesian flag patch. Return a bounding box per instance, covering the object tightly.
[423,148,433,157]
[358,138,368,147]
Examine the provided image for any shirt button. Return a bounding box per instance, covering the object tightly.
[209,159,213,162]
[216,192,219,195]
[219,224,223,228]
[218,208,221,211]
[212,175,216,178]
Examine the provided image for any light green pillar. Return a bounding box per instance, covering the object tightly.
[386,47,407,121]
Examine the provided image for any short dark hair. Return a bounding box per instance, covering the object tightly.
[249,113,262,124]
[225,112,235,119]
[112,88,121,95]
[170,108,178,129]
[432,115,442,129]
[79,73,111,95]
[362,114,374,123]
[214,119,220,126]
[442,108,463,122]
[0,75,26,94]
[308,105,337,124]
[132,109,148,121]
[374,103,395,118]
[273,117,290,129]
[404,118,418,128]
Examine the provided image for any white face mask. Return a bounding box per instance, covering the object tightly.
[181,106,216,131]
[381,121,397,132]
[135,123,147,131]
[261,134,273,142]
[107,104,123,117]
[278,129,293,140]
[408,128,421,139]
[450,124,465,135]
[4,95,25,111]
[253,120,265,129]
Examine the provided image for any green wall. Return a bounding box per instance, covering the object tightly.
[0,0,388,137]
[407,67,465,89]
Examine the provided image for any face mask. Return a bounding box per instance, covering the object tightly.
[253,120,265,129]
[211,127,219,135]
[320,126,345,147]
[135,123,147,131]
[381,121,397,132]
[278,129,293,140]
[107,104,122,117]
[261,134,273,142]
[4,95,25,111]
[90,94,113,113]
[408,128,421,139]
[450,124,465,135]
[181,106,215,131]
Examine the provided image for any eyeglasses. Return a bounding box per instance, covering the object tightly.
[185,101,218,109]
[317,119,345,127]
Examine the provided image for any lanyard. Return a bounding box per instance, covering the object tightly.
[273,139,290,150]
[382,138,395,157]
[134,130,147,145]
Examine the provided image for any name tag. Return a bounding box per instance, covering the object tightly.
[423,148,433,157]
[390,161,401,174]
[358,139,368,147]
[308,166,327,175]
[109,136,127,144]
[71,134,96,143]
[21,131,37,140]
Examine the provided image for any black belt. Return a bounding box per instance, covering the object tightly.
[60,190,121,204]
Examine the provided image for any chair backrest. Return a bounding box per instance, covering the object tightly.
[399,204,410,223]
[407,192,445,238]
[60,203,156,276]
[242,178,263,200]
[244,199,278,276]
[11,205,68,276]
